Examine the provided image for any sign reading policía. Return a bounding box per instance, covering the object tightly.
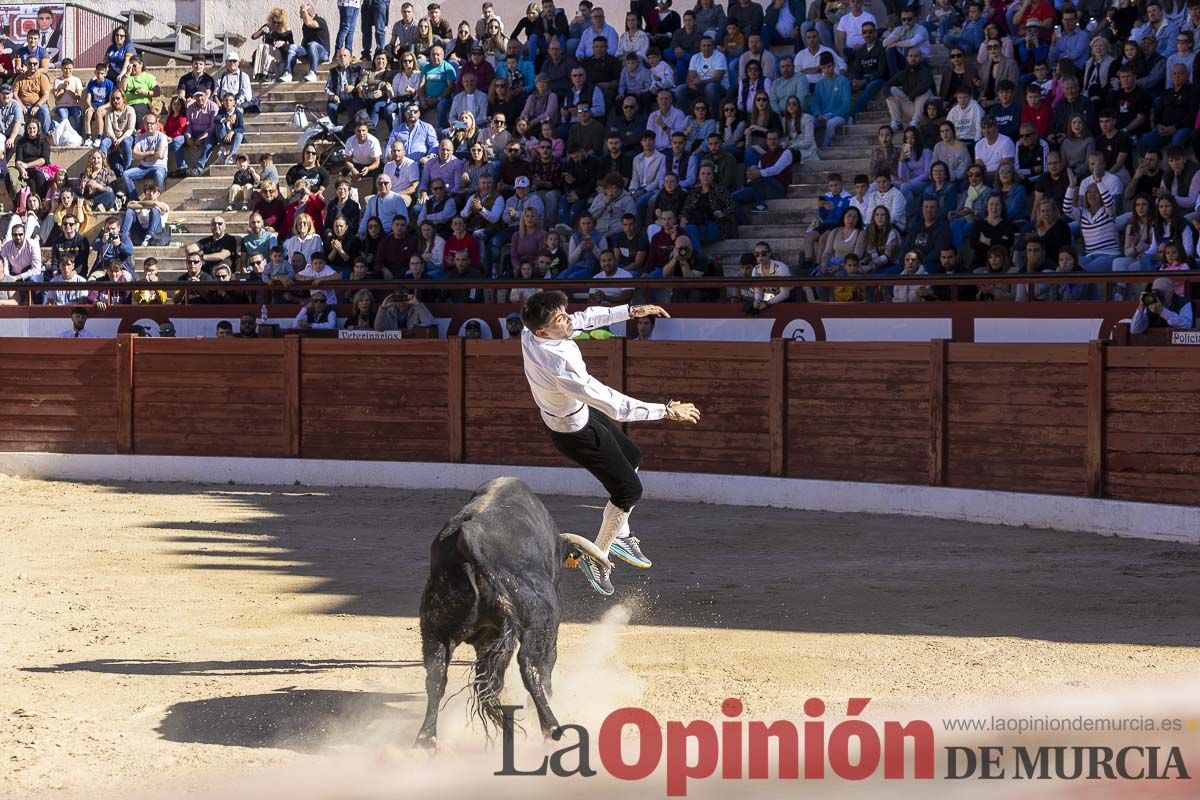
[1170,331,1200,345]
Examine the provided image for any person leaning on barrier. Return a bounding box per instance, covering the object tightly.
[373,288,436,331]
[1131,276,1195,334]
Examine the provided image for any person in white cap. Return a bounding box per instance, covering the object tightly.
[214,53,254,114]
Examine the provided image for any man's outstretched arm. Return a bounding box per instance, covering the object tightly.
[571,303,672,332]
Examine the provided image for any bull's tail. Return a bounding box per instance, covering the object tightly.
[468,621,519,740]
[466,566,520,740]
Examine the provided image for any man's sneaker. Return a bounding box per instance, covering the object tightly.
[752,203,768,212]
[303,72,318,82]
[279,73,294,83]
[579,554,614,596]
[224,154,236,165]
[610,535,652,568]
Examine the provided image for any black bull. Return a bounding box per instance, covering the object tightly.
[416,477,570,747]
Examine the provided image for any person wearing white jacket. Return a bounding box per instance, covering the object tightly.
[519,294,699,596]
[945,89,983,146]
[866,172,908,233]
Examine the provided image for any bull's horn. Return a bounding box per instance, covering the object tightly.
[559,533,611,569]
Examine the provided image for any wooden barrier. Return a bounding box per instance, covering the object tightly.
[3,335,1200,507]
[0,338,119,454]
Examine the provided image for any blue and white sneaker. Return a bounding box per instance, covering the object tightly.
[580,554,614,596]
[609,535,652,569]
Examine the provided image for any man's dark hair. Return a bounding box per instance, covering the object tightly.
[522,290,568,331]
[853,173,869,184]
[216,320,233,334]
[1025,236,1045,250]
[997,79,1015,92]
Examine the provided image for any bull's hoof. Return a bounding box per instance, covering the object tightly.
[414,731,437,750]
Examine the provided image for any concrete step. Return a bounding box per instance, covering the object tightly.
[752,210,819,225]
[798,159,870,175]
[707,236,806,255]
[728,224,807,239]
[208,162,297,178]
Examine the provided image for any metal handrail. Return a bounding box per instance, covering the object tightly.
[9,269,1188,299]
[66,1,126,27]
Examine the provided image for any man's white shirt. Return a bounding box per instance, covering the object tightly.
[522,304,666,432]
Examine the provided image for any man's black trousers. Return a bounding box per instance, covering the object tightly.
[547,410,643,511]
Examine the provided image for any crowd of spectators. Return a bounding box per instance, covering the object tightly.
[3,0,1199,333]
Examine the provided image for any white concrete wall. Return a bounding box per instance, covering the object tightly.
[3,452,1198,545]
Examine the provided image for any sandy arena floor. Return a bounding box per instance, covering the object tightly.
[3,477,1200,798]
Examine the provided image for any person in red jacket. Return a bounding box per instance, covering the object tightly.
[1019,82,1051,138]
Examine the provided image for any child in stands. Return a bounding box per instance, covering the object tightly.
[226,152,259,212]
[82,62,113,148]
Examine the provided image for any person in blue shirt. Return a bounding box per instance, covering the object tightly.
[103,27,136,85]
[83,62,114,148]
[419,44,459,130]
[984,80,1022,142]
[943,2,985,57]
[15,30,48,72]
[1048,6,1090,69]
[1015,21,1049,79]
[801,171,851,264]
[387,102,439,164]
[1132,1,1179,58]
[810,52,851,148]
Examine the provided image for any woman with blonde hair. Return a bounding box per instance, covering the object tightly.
[449,110,480,156]
[413,18,436,60]
[343,289,378,330]
[284,211,324,263]
[77,148,118,211]
[250,7,300,82]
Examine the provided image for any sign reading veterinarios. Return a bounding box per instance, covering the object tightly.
[338,329,403,340]
[0,3,63,64]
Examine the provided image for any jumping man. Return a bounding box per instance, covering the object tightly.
[519,291,701,596]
